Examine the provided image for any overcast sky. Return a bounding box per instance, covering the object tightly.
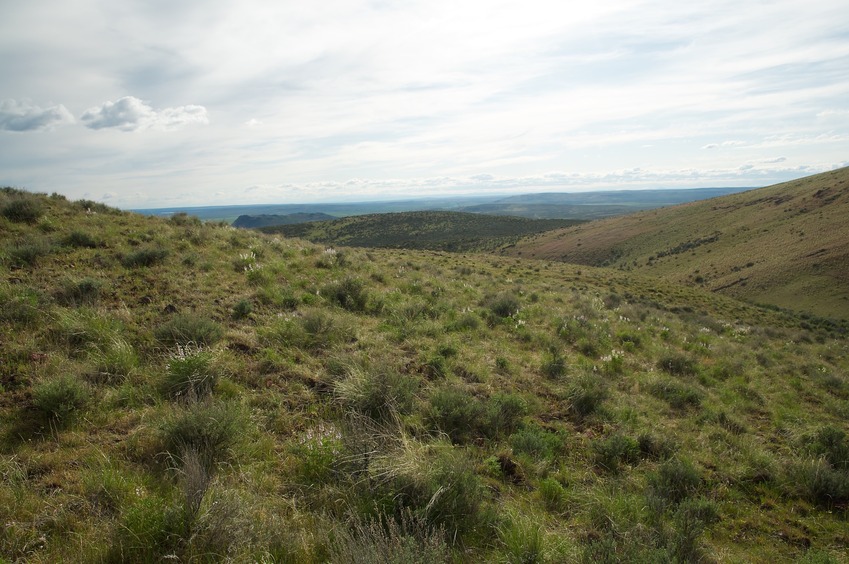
[2,0,848,208]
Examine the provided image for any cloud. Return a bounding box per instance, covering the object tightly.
[0,99,74,132]
[80,96,208,131]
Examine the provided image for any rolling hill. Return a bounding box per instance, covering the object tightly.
[260,210,584,252]
[502,167,849,320]
[232,212,336,229]
[1,187,848,562]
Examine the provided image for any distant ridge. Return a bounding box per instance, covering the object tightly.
[260,210,583,252]
[232,212,336,229]
[502,167,849,319]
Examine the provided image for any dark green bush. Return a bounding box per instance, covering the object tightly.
[2,197,43,223]
[537,478,569,513]
[0,286,41,324]
[541,347,567,379]
[657,354,699,376]
[63,230,99,248]
[647,458,702,506]
[336,367,419,421]
[485,393,528,437]
[509,425,563,460]
[160,401,243,471]
[55,277,102,306]
[231,299,253,320]
[784,459,849,508]
[322,277,369,312]
[637,432,676,461]
[809,426,849,470]
[593,433,640,473]
[155,314,224,346]
[427,387,483,443]
[5,239,52,267]
[169,212,201,226]
[121,246,168,268]
[162,346,219,402]
[32,375,90,424]
[648,380,702,409]
[566,374,607,419]
[485,292,520,318]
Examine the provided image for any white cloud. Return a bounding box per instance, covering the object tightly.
[0,99,74,131]
[1,0,848,206]
[80,96,208,131]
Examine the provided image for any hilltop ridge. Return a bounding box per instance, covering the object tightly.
[502,167,849,319]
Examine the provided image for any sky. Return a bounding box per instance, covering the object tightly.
[1,0,848,208]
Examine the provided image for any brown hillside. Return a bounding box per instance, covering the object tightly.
[502,167,849,319]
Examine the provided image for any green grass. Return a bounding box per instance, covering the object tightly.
[1,187,848,562]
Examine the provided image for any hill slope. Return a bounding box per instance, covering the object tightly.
[1,188,848,562]
[503,167,849,319]
[261,210,584,252]
[232,212,336,228]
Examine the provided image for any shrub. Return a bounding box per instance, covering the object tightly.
[121,246,168,268]
[541,347,567,379]
[159,400,243,471]
[328,510,449,564]
[411,448,486,537]
[0,285,40,325]
[63,230,99,248]
[537,478,569,514]
[291,422,343,485]
[2,197,43,223]
[232,299,253,320]
[593,433,640,473]
[647,458,702,506]
[637,432,676,461]
[90,338,139,383]
[648,380,702,410]
[510,425,563,460]
[322,277,369,312]
[162,345,219,402]
[426,387,483,443]
[485,292,520,318]
[485,393,528,437]
[783,458,849,508]
[169,212,201,226]
[155,314,224,346]
[657,354,699,376]
[498,515,544,564]
[55,277,102,306]
[809,426,849,470]
[4,238,52,267]
[335,366,419,421]
[31,375,90,424]
[566,374,607,419]
[108,495,184,561]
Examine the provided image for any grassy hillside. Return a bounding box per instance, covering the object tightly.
[1,187,848,562]
[260,210,584,252]
[502,168,849,320]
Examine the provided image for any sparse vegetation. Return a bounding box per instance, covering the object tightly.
[1,185,848,562]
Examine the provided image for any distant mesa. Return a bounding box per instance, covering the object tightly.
[232,212,336,229]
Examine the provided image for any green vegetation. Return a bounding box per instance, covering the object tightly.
[504,166,849,320]
[260,210,583,252]
[1,186,848,562]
